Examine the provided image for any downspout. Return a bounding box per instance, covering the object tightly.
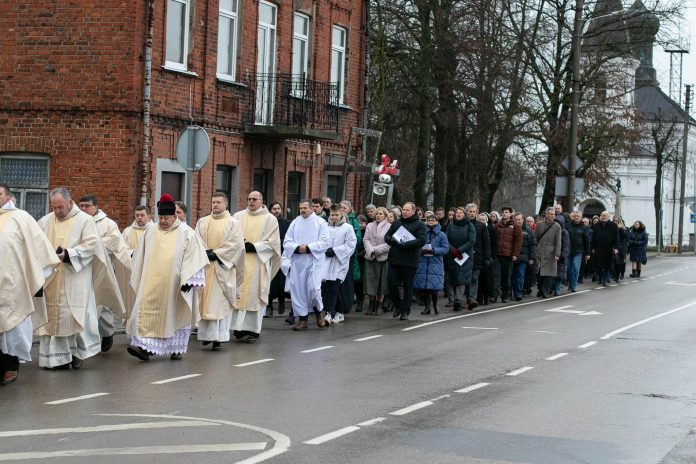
[140,0,155,207]
[361,0,370,208]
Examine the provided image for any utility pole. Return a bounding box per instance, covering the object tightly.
[677,85,691,254]
[567,0,584,212]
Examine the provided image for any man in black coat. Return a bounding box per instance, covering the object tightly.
[591,210,619,286]
[267,202,291,317]
[384,202,427,320]
[465,203,488,309]
[567,211,590,292]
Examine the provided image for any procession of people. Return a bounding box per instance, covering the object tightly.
[0,182,652,386]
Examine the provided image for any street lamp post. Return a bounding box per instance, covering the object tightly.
[566,0,585,212]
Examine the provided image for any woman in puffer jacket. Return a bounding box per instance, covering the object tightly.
[627,220,648,277]
[414,212,449,315]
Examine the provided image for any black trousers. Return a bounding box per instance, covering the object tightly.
[387,263,417,317]
[0,351,19,373]
[340,256,356,314]
[499,256,513,299]
[321,279,344,316]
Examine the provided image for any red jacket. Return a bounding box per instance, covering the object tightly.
[495,219,522,258]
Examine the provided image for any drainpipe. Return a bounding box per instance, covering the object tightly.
[139,0,155,207]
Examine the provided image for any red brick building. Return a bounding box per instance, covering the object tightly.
[0,0,368,226]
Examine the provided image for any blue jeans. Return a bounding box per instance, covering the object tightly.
[601,267,612,285]
[568,254,583,290]
[552,277,562,294]
[512,261,527,298]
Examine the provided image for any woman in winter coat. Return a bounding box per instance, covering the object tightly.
[613,217,629,281]
[445,207,476,311]
[552,219,570,296]
[628,220,648,277]
[414,212,450,315]
[363,207,391,314]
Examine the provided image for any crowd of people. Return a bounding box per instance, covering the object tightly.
[0,183,650,386]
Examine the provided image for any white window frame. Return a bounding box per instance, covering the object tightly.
[165,0,191,71]
[292,12,310,95]
[0,153,50,219]
[217,0,239,81]
[255,1,278,124]
[330,26,347,105]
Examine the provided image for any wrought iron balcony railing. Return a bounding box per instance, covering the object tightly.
[244,73,340,136]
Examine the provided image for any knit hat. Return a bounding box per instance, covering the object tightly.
[157,194,176,216]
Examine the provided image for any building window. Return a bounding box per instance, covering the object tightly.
[255,1,278,124]
[0,154,50,220]
[165,0,191,71]
[330,26,347,105]
[253,168,272,205]
[161,171,184,202]
[292,13,310,95]
[215,164,238,210]
[287,171,304,219]
[217,0,239,81]
[326,174,341,202]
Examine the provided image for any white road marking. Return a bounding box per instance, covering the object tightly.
[621,282,630,284]
[601,300,696,340]
[0,444,267,461]
[578,311,602,316]
[534,330,561,334]
[665,281,696,287]
[594,286,606,290]
[402,290,591,332]
[44,392,110,405]
[301,345,334,353]
[431,394,451,401]
[506,366,534,376]
[454,382,489,393]
[390,401,434,416]
[234,358,274,367]
[578,341,597,348]
[609,284,618,287]
[303,426,360,445]
[354,335,384,342]
[545,305,582,314]
[151,374,202,385]
[356,417,386,426]
[546,352,569,361]
[98,413,291,464]
[461,326,499,330]
[0,421,216,438]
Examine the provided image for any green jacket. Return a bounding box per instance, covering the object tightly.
[347,212,362,280]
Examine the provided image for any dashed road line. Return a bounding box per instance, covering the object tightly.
[595,286,606,290]
[461,326,498,330]
[506,366,534,376]
[354,335,384,342]
[151,374,202,385]
[45,393,110,405]
[578,341,597,349]
[234,358,274,367]
[390,401,434,416]
[546,352,569,361]
[356,417,386,426]
[454,382,489,393]
[304,426,360,445]
[301,346,334,353]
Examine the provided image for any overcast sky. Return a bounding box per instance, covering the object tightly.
[652,2,695,107]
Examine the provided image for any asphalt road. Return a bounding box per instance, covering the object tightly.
[2,256,696,464]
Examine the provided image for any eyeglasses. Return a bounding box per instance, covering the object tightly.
[247,198,260,201]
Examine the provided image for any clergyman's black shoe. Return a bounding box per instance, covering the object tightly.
[101,336,113,352]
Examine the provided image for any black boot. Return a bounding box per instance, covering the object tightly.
[431,294,439,314]
[355,299,363,313]
[637,269,641,278]
[630,270,636,277]
[392,300,401,318]
[278,299,286,315]
[421,298,431,315]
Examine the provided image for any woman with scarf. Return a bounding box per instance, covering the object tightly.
[414,212,450,315]
[363,207,391,315]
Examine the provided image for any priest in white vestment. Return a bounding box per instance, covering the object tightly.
[231,191,281,343]
[121,205,153,314]
[194,193,245,351]
[0,184,60,384]
[126,194,209,361]
[37,188,124,369]
[78,194,131,352]
[281,200,330,331]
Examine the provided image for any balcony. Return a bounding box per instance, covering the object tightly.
[243,73,341,141]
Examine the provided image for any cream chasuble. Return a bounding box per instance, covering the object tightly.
[0,206,59,334]
[123,221,152,250]
[37,204,124,337]
[194,211,245,320]
[128,220,208,339]
[94,210,131,318]
[233,207,281,311]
